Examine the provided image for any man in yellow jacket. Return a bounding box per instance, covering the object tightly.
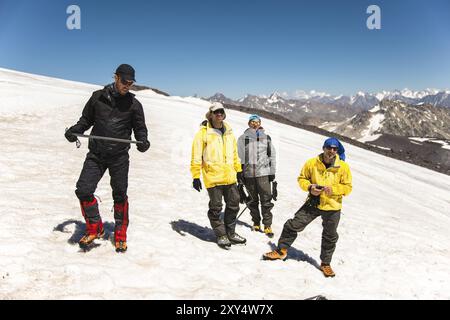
[191,102,246,249]
[263,137,352,277]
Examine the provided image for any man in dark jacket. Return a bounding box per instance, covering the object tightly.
[65,64,150,253]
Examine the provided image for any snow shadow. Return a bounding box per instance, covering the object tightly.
[267,242,320,269]
[236,219,253,230]
[53,219,115,244]
[170,219,216,243]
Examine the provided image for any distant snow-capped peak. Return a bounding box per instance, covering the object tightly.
[289,90,331,100]
[399,88,441,99]
[376,88,442,100]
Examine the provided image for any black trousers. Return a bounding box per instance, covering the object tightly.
[206,184,240,238]
[244,176,274,227]
[75,152,129,203]
[278,204,341,265]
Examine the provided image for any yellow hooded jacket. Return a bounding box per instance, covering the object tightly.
[191,121,242,189]
[298,154,352,211]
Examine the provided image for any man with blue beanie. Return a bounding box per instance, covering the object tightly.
[263,137,352,277]
[238,114,277,238]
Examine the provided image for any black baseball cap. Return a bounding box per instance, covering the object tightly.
[115,64,136,82]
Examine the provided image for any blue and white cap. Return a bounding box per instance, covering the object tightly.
[248,114,261,122]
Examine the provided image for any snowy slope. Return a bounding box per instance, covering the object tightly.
[0,68,449,300]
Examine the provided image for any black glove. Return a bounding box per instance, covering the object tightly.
[137,140,150,153]
[193,178,202,192]
[237,171,245,184]
[272,181,278,201]
[269,174,275,182]
[64,129,78,143]
[237,184,247,204]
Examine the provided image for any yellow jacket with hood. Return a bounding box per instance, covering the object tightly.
[298,154,352,211]
[191,120,242,189]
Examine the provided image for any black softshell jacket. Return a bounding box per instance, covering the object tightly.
[69,85,148,156]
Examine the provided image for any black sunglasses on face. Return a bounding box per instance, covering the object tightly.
[120,78,134,86]
[325,146,338,151]
[213,109,224,115]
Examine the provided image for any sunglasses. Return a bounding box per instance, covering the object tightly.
[120,78,134,86]
[213,109,224,115]
[325,146,338,151]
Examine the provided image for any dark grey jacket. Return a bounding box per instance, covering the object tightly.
[237,127,276,178]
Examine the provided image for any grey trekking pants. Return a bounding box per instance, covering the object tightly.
[278,204,341,265]
[244,176,274,227]
[206,184,240,238]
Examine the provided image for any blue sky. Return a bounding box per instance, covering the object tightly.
[1,0,449,98]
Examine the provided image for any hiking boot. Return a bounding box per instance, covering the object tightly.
[217,235,231,249]
[79,228,105,247]
[227,232,247,245]
[115,240,127,253]
[264,226,274,238]
[262,247,288,261]
[320,263,335,277]
[252,224,262,232]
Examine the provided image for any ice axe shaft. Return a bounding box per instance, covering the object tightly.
[73,133,142,144]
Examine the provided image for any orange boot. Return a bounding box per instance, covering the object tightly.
[79,227,105,247]
[320,263,336,277]
[115,240,127,253]
[262,247,288,261]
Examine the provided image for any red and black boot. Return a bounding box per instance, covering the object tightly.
[114,198,129,253]
[79,197,104,248]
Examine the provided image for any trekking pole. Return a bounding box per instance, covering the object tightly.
[237,204,249,220]
[236,183,253,221]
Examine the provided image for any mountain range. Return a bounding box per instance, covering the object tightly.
[209,88,450,112]
[207,89,450,175]
[207,89,450,140]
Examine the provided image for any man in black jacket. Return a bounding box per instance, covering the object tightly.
[65,64,150,253]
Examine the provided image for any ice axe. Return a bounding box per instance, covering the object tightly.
[66,128,143,148]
